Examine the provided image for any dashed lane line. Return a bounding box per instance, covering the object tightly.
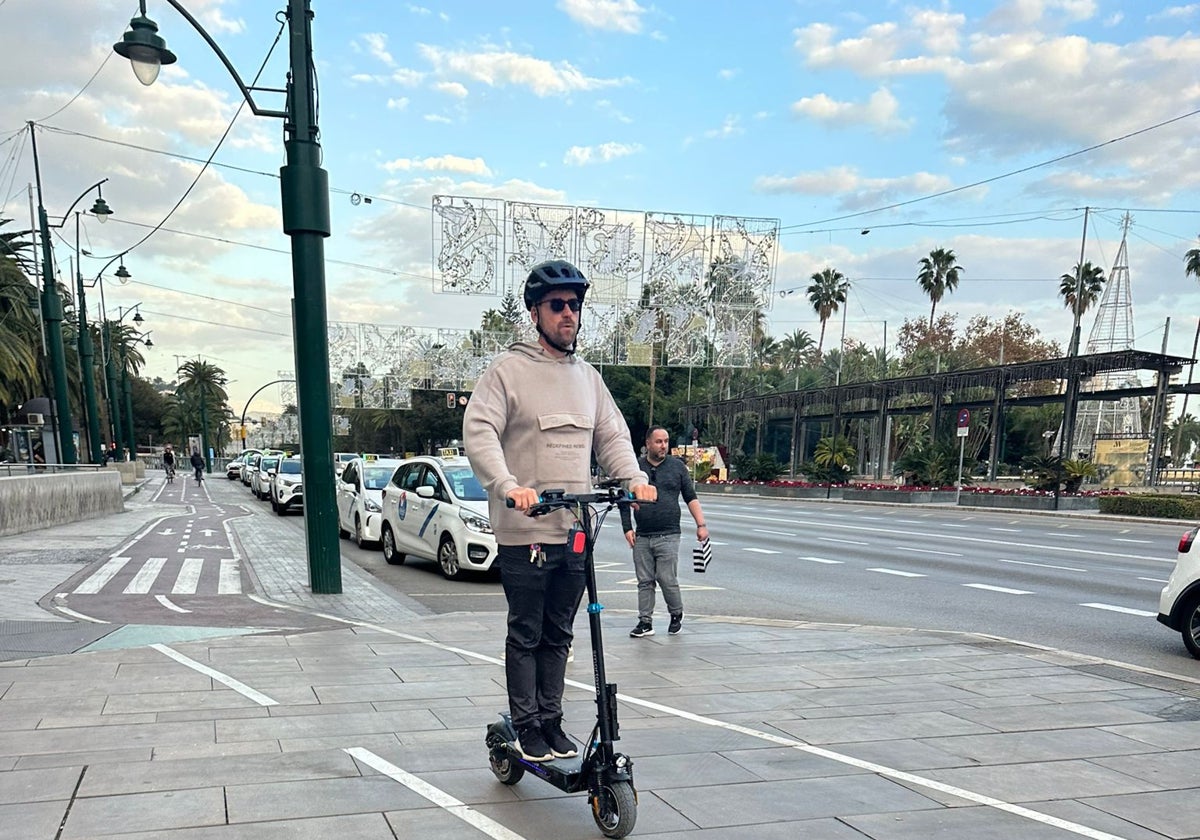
[866,568,926,578]
[1080,603,1157,617]
[963,583,1033,595]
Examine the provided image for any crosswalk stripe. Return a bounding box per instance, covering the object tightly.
[218,558,241,594]
[74,557,131,594]
[173,558,203,594]
[124,557,167,593]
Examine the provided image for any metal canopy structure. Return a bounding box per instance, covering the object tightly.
[682,349,1198,484]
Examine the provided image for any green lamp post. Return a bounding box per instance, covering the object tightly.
[74,203,115,464]
[115,0,340,592]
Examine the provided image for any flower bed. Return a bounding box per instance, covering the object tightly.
[699,479,844,499]
[698,479,1124,509]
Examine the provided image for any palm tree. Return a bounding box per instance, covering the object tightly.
[806,267,849,355]
[0,220,41,413]
[1058,261,1106,319]
[175,359,230,454]
[916,247,963,329]
[779,328,815,388]
[1186,238,1200,282]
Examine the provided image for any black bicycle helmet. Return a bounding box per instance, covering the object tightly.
[522,259,590,309]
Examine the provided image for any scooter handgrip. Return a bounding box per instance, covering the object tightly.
[505,497,515,508]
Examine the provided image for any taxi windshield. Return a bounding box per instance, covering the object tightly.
[363,466,395,490]
[443,466,486,501]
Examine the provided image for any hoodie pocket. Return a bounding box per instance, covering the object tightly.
[536,413,594,484]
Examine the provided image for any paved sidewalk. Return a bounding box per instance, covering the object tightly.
[2,476,1200,838]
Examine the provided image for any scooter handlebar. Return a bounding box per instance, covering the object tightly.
[504,484,645,515]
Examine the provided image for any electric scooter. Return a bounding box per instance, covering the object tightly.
[486,483,640,838]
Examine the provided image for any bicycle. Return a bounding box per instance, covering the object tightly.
[164,463,175,483]
[194,466,204,485]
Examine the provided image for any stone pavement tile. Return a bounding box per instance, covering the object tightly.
[365,733,503,775]
[1091,748,1200,786]
[311,673,501,705]
[0,764,81,804]
[812,681,1009,709]
[773,710,996,745]
[276,732,404,756]
[830,737,972,772]
[654,774,941,828]
[0,660,118,683]
[627,818,870,840]
[150,738,280,762]
[371,695,481,714]
[919,728,1159,765]
[14,747,151,771]
[386,806,540,840]
[70,811,398,839]
[0,670,214,701]
[618,688,819,717]
[214,708,442,744]
[0,799,67,840]
[1037,799,1183,840]
[949,700,1163,732]
[696,745,866,783]
[264,700,378,718]
[947,671,1134,697]
[37,712,159,730]
[613,720,793,756]
[794,699,974,720]
[225,774,429,823]
[652,663,829,688]
[103,690,268,717]
[1103,720,1200,750]
[923,758,1163,802]
[64,786,226,837]
[0,714,41,732]
[841,804,1092,839]
[1081,789,1200,839]
[79,748,359,797]
[0,720,218,760]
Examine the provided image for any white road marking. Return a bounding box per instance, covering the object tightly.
[999,558,1088,572]
[800,556,843,564]
[151,644,277,706]
[963,583,1033,595]
[818,537,869,546]
[1112,538,1154,544]
[743,547,780,554]
[940,523,966,528]
[891,519,921,524]
[753,528,797,537]
[173,558,203,594]
[345,748,529,840]
[53,605,108,623]
[217,559,241,594]
[1080,603,1157,617]
[867,568,926,577]
[124,558,166,594]
[1138,577,1168,583]
[155,595,191,613]
[989,527,1021,532]
[246,597,1141,840]
[895,546,963,557]
[74,557,131,594]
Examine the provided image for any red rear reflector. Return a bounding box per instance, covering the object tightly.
[1179,528,1198,553]
[571,529,586,553]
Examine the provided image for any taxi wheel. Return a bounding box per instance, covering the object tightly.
[382,525,406,566]
[338,517,350,539]
[438,535,462,580]
[355,516,371,549]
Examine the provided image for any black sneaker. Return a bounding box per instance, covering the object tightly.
[543,719,578,758]
[515,724,552,762]
[668,613,683,635]
[630,621,654,638]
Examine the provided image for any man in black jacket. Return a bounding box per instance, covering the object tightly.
[620,426,709,637]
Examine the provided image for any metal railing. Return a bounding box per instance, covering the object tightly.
[0,462,108,478]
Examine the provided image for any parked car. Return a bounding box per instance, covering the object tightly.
[334,451,358,479]
[336,455,403,548]
[379,455,496,579]
[252,454,281,500]
[270,456,304,515]
[240,451,262,486]
[1158,525,1200,657]
[225,455,245,480]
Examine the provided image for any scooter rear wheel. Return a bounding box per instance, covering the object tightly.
[486,736,524,785]
[592,780,636,838]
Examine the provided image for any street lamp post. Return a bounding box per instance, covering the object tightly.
[94,263,133,456]
[115,0,340,592]
[28,122,114,465]
[74,212,113,464]
[113,305,147,460]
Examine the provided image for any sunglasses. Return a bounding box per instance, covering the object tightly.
[541,298,583,313]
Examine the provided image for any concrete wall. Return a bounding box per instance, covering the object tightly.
[0,470,124,537]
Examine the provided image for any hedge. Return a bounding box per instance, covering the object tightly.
[1098,494,1200,519]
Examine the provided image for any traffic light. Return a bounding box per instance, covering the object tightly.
[447,392,456,408]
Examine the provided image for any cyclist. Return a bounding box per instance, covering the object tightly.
[189,448,205,484]
[464,259,655,763]
[162,444,176,481]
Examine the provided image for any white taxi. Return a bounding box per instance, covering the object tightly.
[379,454,496,579]
[336,455,403,548]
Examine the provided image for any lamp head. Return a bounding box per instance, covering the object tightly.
[132,311,144,325]
[90,197,113,223]
[116,264,131,284]
[142,335,154,348]
[114,13,177,86]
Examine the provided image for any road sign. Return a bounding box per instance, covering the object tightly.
[957,408,970,427]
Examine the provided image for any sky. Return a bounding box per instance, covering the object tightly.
[3,0,1200,418]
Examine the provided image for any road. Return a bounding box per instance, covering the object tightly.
[333,492,1198,679]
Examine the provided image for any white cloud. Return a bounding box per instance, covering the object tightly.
[595,99,633,123]
[198,3,245,35]
[718,68,740,80]
[418,44,631,97]
[563,141,643,166]
[704,115,743,139]
[433,81,469,98]
[558,0,647,34]
[424,114,453,123]
[754,166,955,210]
[359,33,394,68]
[791,88,912,132]
[408,4,431,14]
[386,97,410,110]
[1149,4,1200,20]
[383,155,493,176]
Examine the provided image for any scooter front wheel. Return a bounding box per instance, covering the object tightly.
[592,780,636,838]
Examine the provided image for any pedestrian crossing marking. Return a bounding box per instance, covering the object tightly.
[124,557,167,593]
[74,557,130,594]
[218,559,240,594]
[173,558,203,594]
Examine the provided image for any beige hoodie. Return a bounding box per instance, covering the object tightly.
[463,341,648,545]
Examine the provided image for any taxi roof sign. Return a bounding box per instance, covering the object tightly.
[439,447,461,459]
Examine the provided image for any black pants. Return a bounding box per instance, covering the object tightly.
[499,542,586,730]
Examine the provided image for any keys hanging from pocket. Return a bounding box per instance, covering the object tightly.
[529,543,544,568]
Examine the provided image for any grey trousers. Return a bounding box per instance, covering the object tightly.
[632,533,683,623]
